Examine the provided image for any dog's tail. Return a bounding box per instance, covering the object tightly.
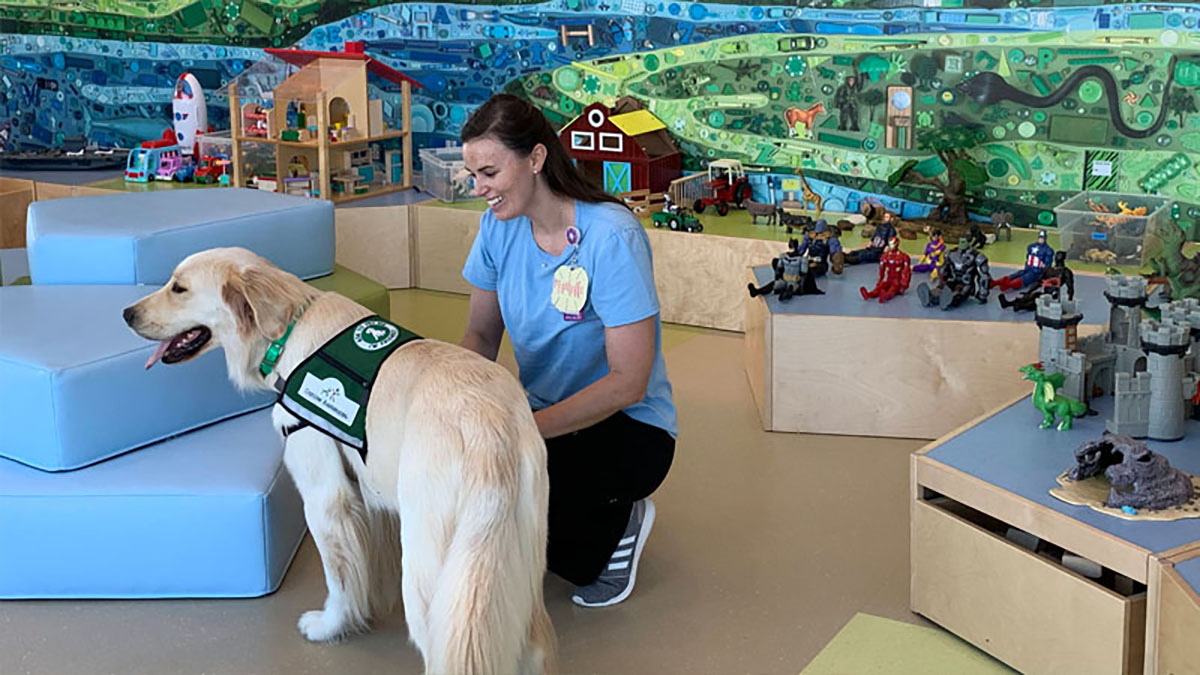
[424,407,551,675]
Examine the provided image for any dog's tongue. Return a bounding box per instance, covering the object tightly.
[145,339,173,370]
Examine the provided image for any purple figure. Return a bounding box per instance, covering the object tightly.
[912,229,947,281]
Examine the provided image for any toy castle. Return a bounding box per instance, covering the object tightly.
[1035,276,1200,441]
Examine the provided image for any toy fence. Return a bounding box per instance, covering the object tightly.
[668,173,710,211]
[620,189,666,215]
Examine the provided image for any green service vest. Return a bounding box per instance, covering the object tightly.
[276,316,421,457]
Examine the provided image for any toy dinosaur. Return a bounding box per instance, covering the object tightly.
[1148,223,1200,301]
[1020,362,1087,431]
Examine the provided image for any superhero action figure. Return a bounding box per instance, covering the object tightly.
[796,219,844,276]
[992,229,1054,292]
[999,250,1075,311]
[916,235,992,310]
[911,229,946,282]
[748,238,824,302]
[844,211,898,265]
[860,236,912,303]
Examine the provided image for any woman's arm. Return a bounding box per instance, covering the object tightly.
[533,315,656,439]
[460,287,506,361]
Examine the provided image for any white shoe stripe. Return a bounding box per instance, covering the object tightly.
[618,535,636,546]
[608,560,630,571]
[611,548,633,559]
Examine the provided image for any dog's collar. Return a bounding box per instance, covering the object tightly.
[259,304,308,377]
[259,321,295,377]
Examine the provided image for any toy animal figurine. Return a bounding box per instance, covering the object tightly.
[796,219,843,276]
[778,209,812,235]
[1020,362,1087,430]
[916,235,991,310]
[745,200,777,226]
[844,211,898,265]
[912,228,946,282]
[1083,248,1119,265]
[860,236,911,303]
[784,102,826,139]
[993,229,1054,291]
[1000,251,1075,311]
[748,238,824,301]
[1067,432,1195,510]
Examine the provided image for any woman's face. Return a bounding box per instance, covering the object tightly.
[463,136,544,221]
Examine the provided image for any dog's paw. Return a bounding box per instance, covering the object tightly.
[298,609,350,643]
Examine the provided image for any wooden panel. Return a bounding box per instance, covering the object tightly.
[31,181,77,201]
[743,268,771,430]
[0,178,35,249]
[915,457,1151,583]
[413,204,480,294]
[766,315,1104,438]
[912,500,1145,675]
[334,206,411,288]
[31,182,120,201]
[1146,558,1200,675]
[767,314,1071,439]
[648,229,786,331]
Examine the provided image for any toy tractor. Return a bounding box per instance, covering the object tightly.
[693,158,752,216]
[652,207,703,233]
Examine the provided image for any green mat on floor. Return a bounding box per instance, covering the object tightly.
[800,613,1014,675]
[307,264,390,318]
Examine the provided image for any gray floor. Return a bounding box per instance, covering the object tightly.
[0,290,928,675]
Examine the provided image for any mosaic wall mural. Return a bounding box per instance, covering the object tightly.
[2,0,1198,233]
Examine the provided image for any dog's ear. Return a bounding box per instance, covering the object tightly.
[221,266,297,341]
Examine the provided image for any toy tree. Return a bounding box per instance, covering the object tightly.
[887,125,987,225]
[858,89,886,124]
[1167,87,1198,128]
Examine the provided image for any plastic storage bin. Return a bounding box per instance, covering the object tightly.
[416,146,474,203]
[1053,191,1170,267]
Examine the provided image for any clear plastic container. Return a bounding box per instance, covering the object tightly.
[1053,191,1170,266]
[416,146,474,203]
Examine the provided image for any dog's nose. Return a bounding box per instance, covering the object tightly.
[123,306,138,326]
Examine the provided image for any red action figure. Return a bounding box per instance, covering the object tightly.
[860,236,912,303]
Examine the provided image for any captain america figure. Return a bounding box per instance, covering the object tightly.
[992,229,1054,292]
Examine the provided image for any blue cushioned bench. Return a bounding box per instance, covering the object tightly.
[0,409,306,598]
[27,188,334,285]
[0,285,274,471]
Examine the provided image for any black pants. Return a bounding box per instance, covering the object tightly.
[544,412,675,586]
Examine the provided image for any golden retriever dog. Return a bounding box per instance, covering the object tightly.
[123,247,555,674]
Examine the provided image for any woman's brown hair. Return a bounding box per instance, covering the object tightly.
[461,94,624,207]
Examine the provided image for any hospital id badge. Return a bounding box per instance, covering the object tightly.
[551,264,589,321]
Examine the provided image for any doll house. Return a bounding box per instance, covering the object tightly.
[227,41,422,203]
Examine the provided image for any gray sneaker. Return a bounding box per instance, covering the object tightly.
[571,497,657,608]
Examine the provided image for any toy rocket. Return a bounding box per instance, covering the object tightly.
[171,73,207,155]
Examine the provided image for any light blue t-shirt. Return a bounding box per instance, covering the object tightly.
[462,200,678,438]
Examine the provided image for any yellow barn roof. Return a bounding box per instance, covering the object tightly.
[609,109,666,137]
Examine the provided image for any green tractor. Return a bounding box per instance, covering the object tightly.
[652,208,704,233]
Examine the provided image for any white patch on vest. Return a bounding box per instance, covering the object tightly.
[298,372,361,425]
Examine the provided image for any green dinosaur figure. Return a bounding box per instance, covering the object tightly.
[1149,223,1200,301]
[1020,363,1087,431]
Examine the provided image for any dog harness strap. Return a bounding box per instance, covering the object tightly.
[276,316,421,459]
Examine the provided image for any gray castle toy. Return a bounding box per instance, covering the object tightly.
[1034,276,1200,441]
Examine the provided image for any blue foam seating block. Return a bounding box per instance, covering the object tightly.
[0,409,307,598]
[27,188,334,285]
[0,285,274,471]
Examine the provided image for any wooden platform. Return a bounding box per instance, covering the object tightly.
[744,264,1111,439]
[396,202,790,331]
[911,396,1200,675]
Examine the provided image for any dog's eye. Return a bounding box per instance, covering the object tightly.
[171,283,188,294]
